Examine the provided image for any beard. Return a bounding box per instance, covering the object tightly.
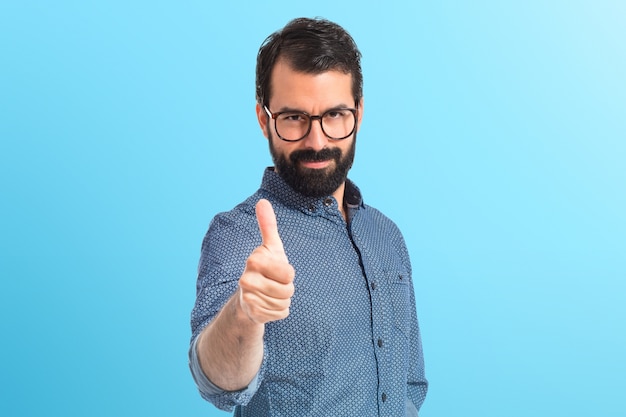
[268,131,356,198]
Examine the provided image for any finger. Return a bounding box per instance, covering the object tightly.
[240,287,293,311]
[240,265,295,296]
[246,250,295,284]
[255,199,284,252]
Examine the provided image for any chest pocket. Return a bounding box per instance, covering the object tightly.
[386,269,411,338]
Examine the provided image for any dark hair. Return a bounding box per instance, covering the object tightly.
[256,17,363,107]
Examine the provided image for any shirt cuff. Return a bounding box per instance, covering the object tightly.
[189,333,262,402]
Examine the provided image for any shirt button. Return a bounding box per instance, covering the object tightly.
[377,338,383,348]
[370,282,376,290]
[323,198,333,207]
[308,205,316,212]
[381,393,387,402]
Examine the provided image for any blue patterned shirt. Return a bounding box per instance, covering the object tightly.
[190,168,427,416]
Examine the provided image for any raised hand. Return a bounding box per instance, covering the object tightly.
[238,199,295,324]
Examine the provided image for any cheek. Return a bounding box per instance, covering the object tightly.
[262,121,272,139]
[272,138,299,154]
[339,140,355,155]
[269,137,288,158]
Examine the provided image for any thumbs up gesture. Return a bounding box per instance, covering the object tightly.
[238,199,295,324]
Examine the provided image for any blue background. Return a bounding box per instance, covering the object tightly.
[1,1,624,416]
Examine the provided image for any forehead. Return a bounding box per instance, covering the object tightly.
[269,60,353,109]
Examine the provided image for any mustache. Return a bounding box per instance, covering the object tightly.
[289,147,342,164]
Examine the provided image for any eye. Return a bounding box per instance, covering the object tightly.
[324,109,349,119]
[279,112,307,123]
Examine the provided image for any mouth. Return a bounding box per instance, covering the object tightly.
[299,159,332,169]
[292,148,341,171]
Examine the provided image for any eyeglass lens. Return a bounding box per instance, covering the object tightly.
[275,109,356,141]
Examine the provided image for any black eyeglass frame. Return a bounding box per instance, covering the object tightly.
[263,105,359,142]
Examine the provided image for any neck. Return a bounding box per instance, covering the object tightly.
[332,182,347,221]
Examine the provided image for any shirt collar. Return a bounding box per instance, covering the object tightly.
[260,167,364,216]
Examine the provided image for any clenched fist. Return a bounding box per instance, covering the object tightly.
[238,199,295,324]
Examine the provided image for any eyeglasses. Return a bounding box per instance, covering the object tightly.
[264,105,358,142]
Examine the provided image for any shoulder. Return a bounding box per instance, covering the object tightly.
[209,196,257,234]
[346,179,403,239]
[201,192,267,259]
[359,203,404,239]
[355,203,412,272]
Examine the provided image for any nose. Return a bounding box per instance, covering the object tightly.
[301,118,328,151]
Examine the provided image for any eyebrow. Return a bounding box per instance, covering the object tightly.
[275,104,353,113]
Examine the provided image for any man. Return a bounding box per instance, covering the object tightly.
[190,17,427,416]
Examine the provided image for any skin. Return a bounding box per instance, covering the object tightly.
[257,59,363,218]
[196,60,363,391]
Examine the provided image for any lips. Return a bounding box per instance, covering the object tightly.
[299,159,332,169]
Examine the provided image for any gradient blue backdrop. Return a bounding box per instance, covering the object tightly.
[1,1,624,416]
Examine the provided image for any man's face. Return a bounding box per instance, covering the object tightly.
[256,60,363,198]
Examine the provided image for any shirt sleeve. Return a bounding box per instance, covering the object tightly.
[406,397,420,417]
[189,211,266,410]
[188,333,265,411]
[398,231,429,411]
[406,279,428,411]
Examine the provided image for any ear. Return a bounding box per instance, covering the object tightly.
[356,98,364,132]
[256,103,269,139]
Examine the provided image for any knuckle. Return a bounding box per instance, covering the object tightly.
[240,290,255,306]
[286,264,296,279]
[287,283,295,297]
[238,274,255,290]
[245,254,263,271]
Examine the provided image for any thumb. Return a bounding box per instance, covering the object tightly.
[255,199,284,252]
